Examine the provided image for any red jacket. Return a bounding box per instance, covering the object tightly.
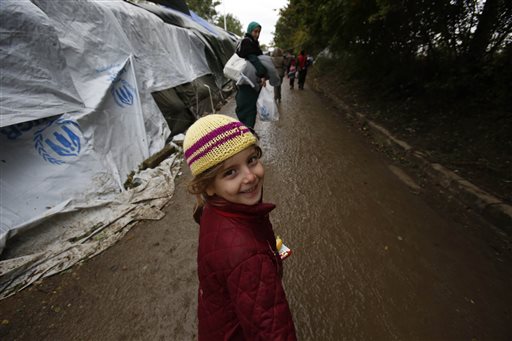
[197,198,297,340]
[297,54,306,70]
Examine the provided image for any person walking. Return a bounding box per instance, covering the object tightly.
[287,54,297,90]
[283,49,292,76]
[297,50,308,90]
[184,114,297,341]
[271,47,286,103]
[234,22,268,129]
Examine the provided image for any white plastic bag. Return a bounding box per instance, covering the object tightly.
[257,82,279,121]
[223,53,247,81]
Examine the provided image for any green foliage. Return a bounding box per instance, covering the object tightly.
[214,13,243,36]
[275,0,512,111]
[187,0,220,20]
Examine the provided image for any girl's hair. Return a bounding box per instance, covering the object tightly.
[187,145,263,211]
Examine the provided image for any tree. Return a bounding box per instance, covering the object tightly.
[275,0,512,70]
[187,0,220,21]
[274,0,511,108]
[274,2,308,52]
[214,13,243,36]
[468,0,506,64]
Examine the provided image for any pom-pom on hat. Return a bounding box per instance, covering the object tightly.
[184,114,257,176]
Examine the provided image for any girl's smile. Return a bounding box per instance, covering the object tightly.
[206,146,264,206]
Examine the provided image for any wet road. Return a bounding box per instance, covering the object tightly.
[228,83,512,340]
[1,82,511,340]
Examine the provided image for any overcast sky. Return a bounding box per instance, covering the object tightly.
[215,0,289,46]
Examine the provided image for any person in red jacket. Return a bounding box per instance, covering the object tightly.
[184,114,297,340]
[297,50,307,90]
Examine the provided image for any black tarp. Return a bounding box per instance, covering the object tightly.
[145,0,190,15]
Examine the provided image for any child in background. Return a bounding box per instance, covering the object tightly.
[288,57,297,89]
[184,114,297,340]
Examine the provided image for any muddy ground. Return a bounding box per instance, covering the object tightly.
[0,81,511,340]
[310,68,512,204]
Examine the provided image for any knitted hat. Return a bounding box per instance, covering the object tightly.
[247,21,261,34]
[183,115,257,176]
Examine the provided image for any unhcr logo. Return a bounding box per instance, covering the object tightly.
[97,61,136,108]
[112,79,135,107]
[33,118,83,165]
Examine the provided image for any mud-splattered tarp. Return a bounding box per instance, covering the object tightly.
[0,153,182,299]
[0,0,214,252]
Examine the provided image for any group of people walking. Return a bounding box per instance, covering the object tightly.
[271,48,313,103]
[274,49,312,92]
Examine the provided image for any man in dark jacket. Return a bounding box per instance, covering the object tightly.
[235,22,268,128]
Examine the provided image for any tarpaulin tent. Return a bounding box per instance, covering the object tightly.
[133,2,237,88]
[146,0,191,15]
[0,0,236,298]
[129,1,238,138]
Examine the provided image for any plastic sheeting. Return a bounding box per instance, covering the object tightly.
[0,154,182,299]
[0,0,222,254]
[0,1,84,126]
[0,53,149,249]
[134,2,236,88]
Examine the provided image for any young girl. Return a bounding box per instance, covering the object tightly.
[184,114,297,340]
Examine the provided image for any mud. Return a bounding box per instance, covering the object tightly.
[0,83,511,340]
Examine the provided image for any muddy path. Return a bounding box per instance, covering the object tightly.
[1,83,511,340]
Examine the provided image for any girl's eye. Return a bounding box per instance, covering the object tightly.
[248,155,259,165]
[223,169,236,178]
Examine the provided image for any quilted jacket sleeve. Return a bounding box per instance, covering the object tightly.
[226,253,297,341]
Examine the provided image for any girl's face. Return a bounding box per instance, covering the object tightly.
[207,146,264,206]
[251,27,261,41]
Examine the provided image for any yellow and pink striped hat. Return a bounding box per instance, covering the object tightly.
[183,114,257,176]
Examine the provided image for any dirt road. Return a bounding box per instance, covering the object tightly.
[1,83,511,340]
